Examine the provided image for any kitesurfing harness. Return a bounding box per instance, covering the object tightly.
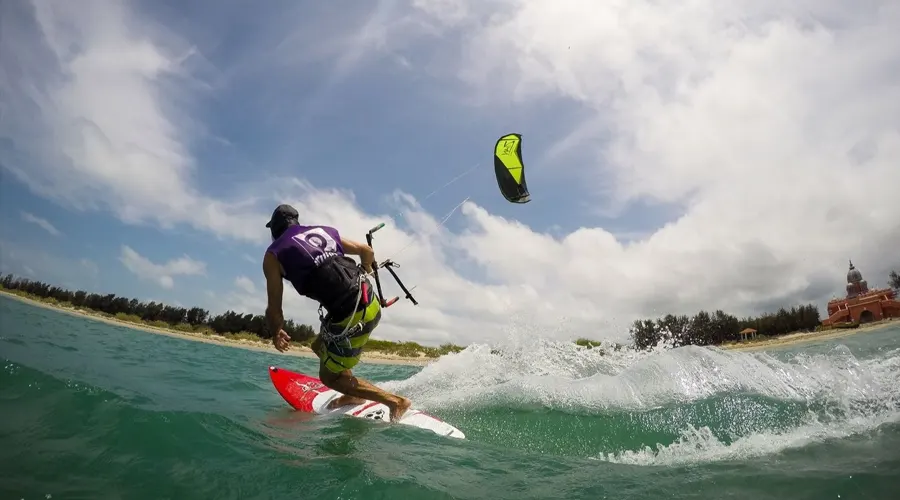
[313,222,418,346]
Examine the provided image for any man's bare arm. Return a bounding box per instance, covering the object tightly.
[341,237,375,273]
[262,251,285,336]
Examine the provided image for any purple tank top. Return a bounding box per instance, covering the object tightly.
[266,224,345,296]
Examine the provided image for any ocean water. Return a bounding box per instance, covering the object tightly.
[1,295,899,500]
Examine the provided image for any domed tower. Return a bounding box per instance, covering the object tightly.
[845,260,869,298]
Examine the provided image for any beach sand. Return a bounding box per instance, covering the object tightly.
[7,289,894,360]
[720,319,897,352]
[1,290,435,366]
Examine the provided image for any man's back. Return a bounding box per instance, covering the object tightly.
[266,224,345,297]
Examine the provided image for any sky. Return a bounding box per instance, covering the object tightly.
[1,0,899,347]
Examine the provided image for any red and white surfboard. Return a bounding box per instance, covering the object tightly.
[268,366,465,439]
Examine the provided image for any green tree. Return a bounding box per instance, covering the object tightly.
[628,300,822,350]
[0,274,319,345]
[889,270,900,290]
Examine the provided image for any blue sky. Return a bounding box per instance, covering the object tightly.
[2,0,898,346]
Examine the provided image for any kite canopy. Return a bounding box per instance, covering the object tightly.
[493,133,530,203]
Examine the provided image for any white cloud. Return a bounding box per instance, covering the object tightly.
[79,258,99,277]
[234,276,257,295]
[212,0,900,345]
[0,0,264,242]
[20,211,61,236]
[398,0,899,328]
[4,0,900,347]
[119,245,206,289]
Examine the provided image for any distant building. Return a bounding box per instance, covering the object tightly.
[739,328,757,342]
[821,260,900,327]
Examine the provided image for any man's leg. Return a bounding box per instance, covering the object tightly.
[312,328,410,419]
[315,280,411,421]
[327,392,367,409]
[318,363,411,422]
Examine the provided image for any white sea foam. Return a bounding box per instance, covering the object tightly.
[595,409,899,466]
[382,328,900,464]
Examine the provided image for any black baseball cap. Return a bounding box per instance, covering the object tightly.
[265,204,299,228]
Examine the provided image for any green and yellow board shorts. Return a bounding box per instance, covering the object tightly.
[313,280,381,373]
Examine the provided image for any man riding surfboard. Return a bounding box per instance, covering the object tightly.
[262,204,411,422]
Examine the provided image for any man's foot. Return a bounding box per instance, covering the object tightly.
[328,395,368,409]
[386,396,412,422]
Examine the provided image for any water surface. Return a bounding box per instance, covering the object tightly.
[2,296,898,499]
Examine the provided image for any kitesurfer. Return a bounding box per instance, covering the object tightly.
[261,204,411,422]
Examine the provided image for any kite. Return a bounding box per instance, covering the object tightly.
[493,133,530,203]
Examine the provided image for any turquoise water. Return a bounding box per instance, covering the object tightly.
[1,295,899,499]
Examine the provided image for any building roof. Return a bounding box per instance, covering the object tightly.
[847,260,863,284]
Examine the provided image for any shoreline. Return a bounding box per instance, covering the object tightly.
[719,319,897,352]
[5,289,894,359]
[0,290,435,366]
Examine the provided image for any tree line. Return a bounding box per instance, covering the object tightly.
[0,274,317,342]
[0,273,467,357]
[630,268,900,350]
[629,305,823,350]
[4,269,896,355]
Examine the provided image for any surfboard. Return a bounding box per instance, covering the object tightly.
[268,366,465,439]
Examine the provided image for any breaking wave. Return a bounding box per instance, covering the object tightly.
[382,329,900,464]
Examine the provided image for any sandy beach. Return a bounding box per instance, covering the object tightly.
[720,319,897,352]
[6,289,895,359]
[0,290,435,366]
